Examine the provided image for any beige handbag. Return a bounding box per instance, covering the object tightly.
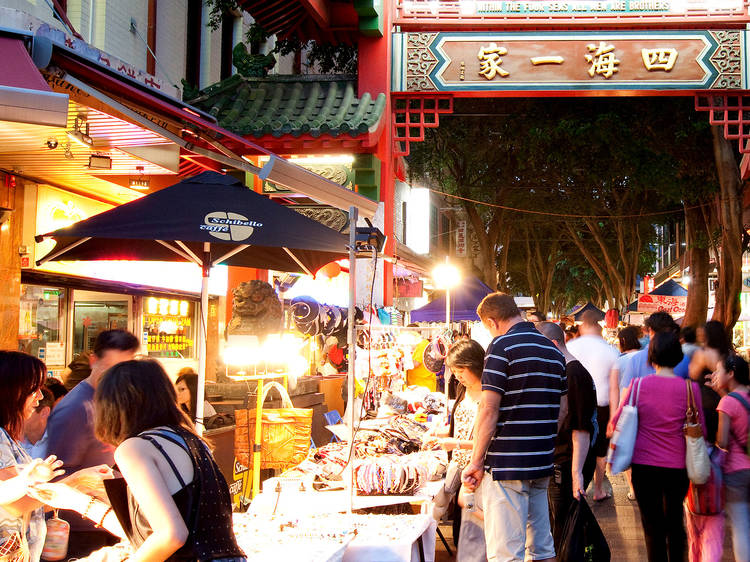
[684,380,710,485]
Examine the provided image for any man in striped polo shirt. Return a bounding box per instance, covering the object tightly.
[462,293,566,561]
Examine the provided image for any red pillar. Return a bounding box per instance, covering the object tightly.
[357,8,393,304]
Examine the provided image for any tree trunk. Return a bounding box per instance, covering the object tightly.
[682,201,710,328]
[710,126,744,333]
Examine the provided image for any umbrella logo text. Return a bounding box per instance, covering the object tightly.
[201,212,261,241]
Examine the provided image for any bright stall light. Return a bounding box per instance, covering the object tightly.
[433,262,461,290]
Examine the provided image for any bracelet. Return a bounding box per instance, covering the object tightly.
[96,506,113,528]
[82,496,97,521]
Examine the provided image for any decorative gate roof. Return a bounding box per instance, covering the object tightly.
[188,75,386,152]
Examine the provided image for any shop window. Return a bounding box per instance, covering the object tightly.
[143,298,196,359]
[18,285,65,361]
[185,0,202,90]
[73,299,129,355]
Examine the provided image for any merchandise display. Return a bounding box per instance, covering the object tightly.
[232,513,435,562]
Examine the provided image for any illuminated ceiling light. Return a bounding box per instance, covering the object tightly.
[129,165,150,190]
[67,114,93,147]
[88,153,112,169]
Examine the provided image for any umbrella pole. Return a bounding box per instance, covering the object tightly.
[196,242,210,436]
[346,206,358,514]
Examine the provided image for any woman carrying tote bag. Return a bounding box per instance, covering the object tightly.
[611,331,707,562]
[425,340,486,562]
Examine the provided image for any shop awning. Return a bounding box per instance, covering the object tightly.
[36,35,379,217]
[410,276,493,323]
[569,302,606,322]
[0,35,67,127]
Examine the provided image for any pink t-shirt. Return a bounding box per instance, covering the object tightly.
[612,375,706,469]
[716,390,750,474]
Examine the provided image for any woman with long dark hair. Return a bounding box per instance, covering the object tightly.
[0,351,66,561]
[174,369,216,423]
[33,359,244,561]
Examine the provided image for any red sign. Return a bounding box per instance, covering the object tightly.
[456,220,467,258]
[637,294,687,315]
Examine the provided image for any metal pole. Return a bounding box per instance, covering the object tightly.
[196,242,210,436]
[444,286,451,417]
[346,206,358,514]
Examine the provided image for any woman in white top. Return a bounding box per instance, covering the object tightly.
[427,340,486,562]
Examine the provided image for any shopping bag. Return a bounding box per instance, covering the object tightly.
[558,498,610,562]
[685,446,725,516]
[431,459,463,522]
[234,381,313,470]
[684,380,710,485]
[606,378,641,475]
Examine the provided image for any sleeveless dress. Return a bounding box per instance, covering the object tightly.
[106,426,245,561]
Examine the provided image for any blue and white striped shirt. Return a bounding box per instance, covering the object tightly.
[482,322,566,481]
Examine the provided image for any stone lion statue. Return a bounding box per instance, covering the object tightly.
[226,280,282,338]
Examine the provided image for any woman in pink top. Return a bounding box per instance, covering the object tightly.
[711,353,750,562]
[612,331,706,562]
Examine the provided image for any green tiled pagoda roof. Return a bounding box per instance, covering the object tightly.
[188,75,386,139]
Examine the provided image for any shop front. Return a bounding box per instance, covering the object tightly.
[19,183,226,377]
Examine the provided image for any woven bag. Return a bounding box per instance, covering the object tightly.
[234,381,312,470]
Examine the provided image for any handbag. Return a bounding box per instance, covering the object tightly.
[606,378,642,475]
[685,446,725,515]
[431,459,463,522]
[684,380,710,485]
[234,381,313,470]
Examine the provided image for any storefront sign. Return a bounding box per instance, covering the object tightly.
[393,30,744,91]
[44,342,65,365]
[456,220,467,257]
[637,293,687,314]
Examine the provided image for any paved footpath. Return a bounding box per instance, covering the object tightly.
[436,472,736,561]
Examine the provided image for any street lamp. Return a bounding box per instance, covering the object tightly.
[433,259,461,326]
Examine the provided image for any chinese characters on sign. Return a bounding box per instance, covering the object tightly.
[477,43,510,79]
[476,42,678,80]
[641,48,678,71]
[586,42,620,78]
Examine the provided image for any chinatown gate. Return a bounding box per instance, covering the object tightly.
[383,0,750,183]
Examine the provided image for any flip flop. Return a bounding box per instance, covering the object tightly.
[593,492,612,502]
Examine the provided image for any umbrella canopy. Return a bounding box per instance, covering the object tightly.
[36,171,347,274]
[410,277,493,322]
[570,302,606,322]
[36,171,349,434]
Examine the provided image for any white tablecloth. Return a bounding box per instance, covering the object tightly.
[233,513,436,562]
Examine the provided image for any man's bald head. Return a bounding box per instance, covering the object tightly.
[538,322,566,347]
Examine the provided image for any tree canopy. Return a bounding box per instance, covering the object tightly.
[408,97,718,315]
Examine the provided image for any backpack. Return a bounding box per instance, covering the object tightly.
[728,392,750,457]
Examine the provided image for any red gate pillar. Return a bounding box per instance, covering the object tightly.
[358,8,394,305]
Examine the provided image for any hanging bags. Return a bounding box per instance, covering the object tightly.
[234,382,313,470]
[684,380,711,485]
[558,498,611,562]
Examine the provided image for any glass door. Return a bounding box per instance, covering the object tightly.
[71,291,132,356]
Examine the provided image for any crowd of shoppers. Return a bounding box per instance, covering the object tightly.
[1,295,749,562]
[0,330,245,562]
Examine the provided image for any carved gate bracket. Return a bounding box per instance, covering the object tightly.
[392,94,454,157]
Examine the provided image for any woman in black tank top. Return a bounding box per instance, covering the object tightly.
[32,360,245,562]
